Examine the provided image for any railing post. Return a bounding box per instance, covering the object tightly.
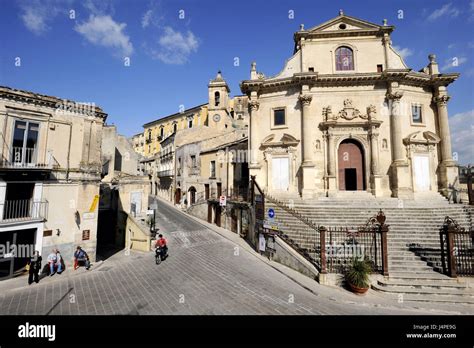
[446,224,457,278]
[380,224,389,277]
[319,226,327,274]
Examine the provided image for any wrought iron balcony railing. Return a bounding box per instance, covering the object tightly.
[0,147,54,169]
[0,199,48,223]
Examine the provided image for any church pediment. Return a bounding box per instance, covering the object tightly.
[261,133,299,147]
[306,14,384,34]
[403,131,440,145]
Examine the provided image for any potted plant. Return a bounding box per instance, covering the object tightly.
[345,258,372,294]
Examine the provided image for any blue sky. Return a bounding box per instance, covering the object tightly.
[1,0,473,163]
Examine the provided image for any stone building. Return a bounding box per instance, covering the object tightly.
[99,125,150,256]
[240,11,459,200]
[134,71,249,203]
[0,86,106,278]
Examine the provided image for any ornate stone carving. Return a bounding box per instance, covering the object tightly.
[298,93,313,106]
[367,104,377,120]
[386,91,404,101]
[322,101,379,122]
[323,106,334,121]
[433,95,450,106]
[249,100,260,111]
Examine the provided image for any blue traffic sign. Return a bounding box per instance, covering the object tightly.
[268,208,275,219]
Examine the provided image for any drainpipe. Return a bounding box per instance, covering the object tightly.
[66,122,72,181]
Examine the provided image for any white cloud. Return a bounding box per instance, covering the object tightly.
[471,0,474,11]
[18,0,66,35]
[148,27,199,64]
[75,15,134,57]
[441,56,468,71]
[142,9,153,28]
[83,0,115,16]
[427,3,460,21]
[393,46,413,59]
[449,110,474,165]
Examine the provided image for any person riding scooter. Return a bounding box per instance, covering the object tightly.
[155,234,168,260]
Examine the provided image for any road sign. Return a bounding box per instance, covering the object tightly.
[146,210,154,215]
[263,221,279,231]
[268,208,275,219]
[82,212,95,220]
[219,195,227,207]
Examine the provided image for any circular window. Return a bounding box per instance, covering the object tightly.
[339,23,347,30]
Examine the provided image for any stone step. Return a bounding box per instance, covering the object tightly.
[372,283,473,297]
[377,278,469,289]
[389,265,437,272]
[388,271,449,280]
[391,293,474,304]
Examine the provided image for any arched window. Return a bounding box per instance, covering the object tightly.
[335,46,354,71]
[215,91,220,107]
[173,123,177,133]
[160,127,164,138]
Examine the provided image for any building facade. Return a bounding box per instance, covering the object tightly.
[241,12,459,199]
[134,72,250,203]
[0,86,107,278]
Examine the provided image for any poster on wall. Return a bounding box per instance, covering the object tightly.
[258,233,266,252]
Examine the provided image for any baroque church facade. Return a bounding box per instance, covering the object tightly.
[240,11,459,199]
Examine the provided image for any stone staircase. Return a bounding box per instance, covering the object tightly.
[266,192,474,304]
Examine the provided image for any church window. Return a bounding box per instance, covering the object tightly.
[335,46,354,71]
[377,64,383,72]
[411,104,423,123]
[215,92,220,107]
[160,127,164,138]
[273,108,286,126]
[308,67,315,72]
[339,23,347,30]
[188,119,193,128]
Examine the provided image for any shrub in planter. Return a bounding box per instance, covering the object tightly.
[345,258,372,294]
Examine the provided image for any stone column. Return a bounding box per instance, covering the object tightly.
[433,93,457,197]
[326,131,337,194]
[370,130,380,175]
[299,93,313,164]
[369,129,383,197]
[299,93,317,198]
[433,95,453,163]
[386,90,404,163]
[248,100,260,167]
[386,89,412,198]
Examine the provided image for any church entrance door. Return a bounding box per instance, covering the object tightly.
[338,139,365,191]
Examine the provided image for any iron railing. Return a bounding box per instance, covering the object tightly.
[0,199,48,223]
[250,176,389,275]
[440,216,474,277]
[157,169,174,177]
[319,216,388,274]
[1,147,53,169]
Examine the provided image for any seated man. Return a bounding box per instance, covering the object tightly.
[47,249,57,276]
[74,246,90,270]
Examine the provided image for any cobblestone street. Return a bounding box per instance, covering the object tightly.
[0,200,471,315]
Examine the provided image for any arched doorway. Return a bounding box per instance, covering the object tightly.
[338,139,366,191]
[188,186,196,205]
[175,188,181,204]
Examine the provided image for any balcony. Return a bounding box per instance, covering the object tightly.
[0,199,48,224]
[0,147,54,170]
[157,169,174,177]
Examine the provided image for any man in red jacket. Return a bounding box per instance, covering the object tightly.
[155,234,168,259]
